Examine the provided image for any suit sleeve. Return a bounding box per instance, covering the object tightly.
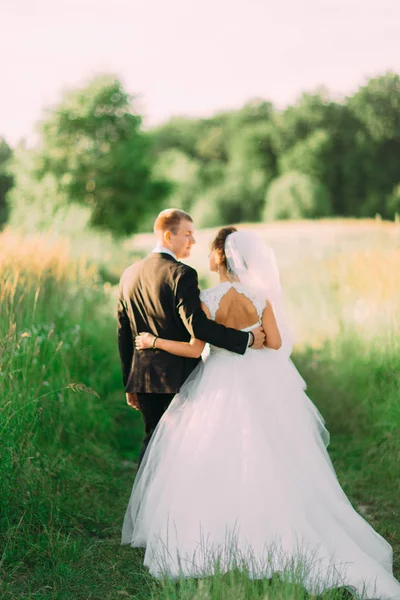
[176,267,248,355]
[117,280,134,389]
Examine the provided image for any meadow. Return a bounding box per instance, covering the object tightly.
[0,218,399,599]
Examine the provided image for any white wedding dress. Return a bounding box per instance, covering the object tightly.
[121,282,400,600]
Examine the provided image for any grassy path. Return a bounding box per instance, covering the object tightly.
[4,347,399,600]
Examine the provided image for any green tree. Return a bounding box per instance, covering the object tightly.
[36,75,169,236]
[196,125,228,162]
[279,129,332,191]
[274,93,369,216]
[348,72,400,143]
[191,168,269,229]
[385,184,400,218]
[149,73,400,222]
[227,99,274,131]
[0,138,14,227]
[347,73,400,216]
[264,171,332,221]
[203,122,278,225]
[154,148,201,212]
[229,123,277,185]
[150,101,277,225]
[272,90,335,153]
[151,117,207,160]
[7,144,87,234]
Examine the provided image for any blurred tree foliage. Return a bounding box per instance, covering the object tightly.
[264,171,332,220]
[4,71,400,233]
[35,75,170,235]
[7,144,87,234]
[347,73,400,217]
[0,138,14,228]
[152,73,400,226]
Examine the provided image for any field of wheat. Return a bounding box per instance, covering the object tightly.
[1,219,399,599]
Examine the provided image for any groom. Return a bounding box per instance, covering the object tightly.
[117,208,265,466]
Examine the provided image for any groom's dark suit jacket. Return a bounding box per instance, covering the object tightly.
[117,252,249,394]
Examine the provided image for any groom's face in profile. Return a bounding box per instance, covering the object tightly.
[166,219,196,259]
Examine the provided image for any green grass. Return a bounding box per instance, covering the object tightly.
[296,341,400,575]
[0,235,145,598]
[1,220,399,599]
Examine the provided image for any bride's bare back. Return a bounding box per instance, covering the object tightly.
[201,281,281,350]
[214,286,260,330]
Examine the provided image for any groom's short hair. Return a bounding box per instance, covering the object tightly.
[154,209,193,235]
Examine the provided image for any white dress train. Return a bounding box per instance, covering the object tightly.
[121,282,400,600]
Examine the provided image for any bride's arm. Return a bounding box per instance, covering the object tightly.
[262,302,282,350]
[136,334,206,358]
[135,302,209,358]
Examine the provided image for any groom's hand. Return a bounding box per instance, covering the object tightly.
[126,392,140,410]
[251,327,266,349]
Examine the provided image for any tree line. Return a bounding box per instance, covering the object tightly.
[1,72,400,235]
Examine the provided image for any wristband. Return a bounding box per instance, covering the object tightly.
[249,331,255,347]
[152,336,159,350]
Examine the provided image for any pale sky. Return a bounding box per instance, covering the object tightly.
[1,0,400,145]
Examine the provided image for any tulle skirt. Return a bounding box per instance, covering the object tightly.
[121,347,400,599]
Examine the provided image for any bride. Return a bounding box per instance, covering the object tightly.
[121,227,400,599]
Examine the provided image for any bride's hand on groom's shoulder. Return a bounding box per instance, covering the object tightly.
[135,332,155,350]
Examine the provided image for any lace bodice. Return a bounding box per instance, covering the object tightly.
[200,281,266,324]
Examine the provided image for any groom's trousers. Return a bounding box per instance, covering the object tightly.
[137,393,175,468]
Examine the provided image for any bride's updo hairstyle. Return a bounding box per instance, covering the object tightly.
[210,226,237,270]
